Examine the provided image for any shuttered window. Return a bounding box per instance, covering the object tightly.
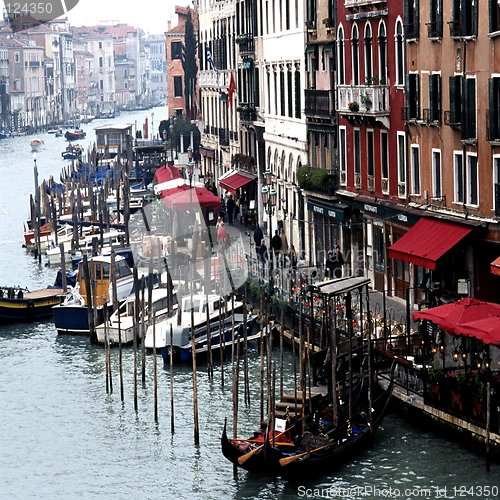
[429,74,441,122]
[449,75,463,125]
[451,0,478,37]
[404,0,420,39]
[490,0,500,33]
[406,73,420,120]
[488,77,500,141]
[428,0,443,37]
[461,78,476,140]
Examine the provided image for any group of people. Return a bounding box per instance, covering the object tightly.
[223,194,249,225]
[253,225,297,269]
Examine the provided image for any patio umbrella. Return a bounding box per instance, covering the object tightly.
[163,186,221,211]
[454,315,500,345]
[413,297,500,334]
[154,163,181,184]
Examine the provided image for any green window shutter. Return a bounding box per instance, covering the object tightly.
[405,74,411,118]
[489,0,494,33]
[449,75,462,124]
[429,75,435,119]
[415,74,420,119]
[473,0,479,36]
[415,0,420,38]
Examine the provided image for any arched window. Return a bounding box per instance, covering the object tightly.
[288,153,294,182]
[337,25,345,85]
[351,24,360,85]
[395,19,405,86]
[364,23,373,82]
[378,22,387,84]
[273,149,279,176]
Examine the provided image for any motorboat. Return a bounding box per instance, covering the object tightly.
[30,138,44,152]
[95,287,176,345]
[52,255,134,335]
[65,129,86,141]
[62,144,83,160]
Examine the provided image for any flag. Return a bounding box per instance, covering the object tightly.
[206,42,218,73]
[227,72,236,109]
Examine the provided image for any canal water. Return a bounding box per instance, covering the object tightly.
[0,109,498,500]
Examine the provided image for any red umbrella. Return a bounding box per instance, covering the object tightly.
[159,184,190,199]
[454,315,500,345]
[154,164,181,184]
[163,186,221,211]
[413,297,500,334]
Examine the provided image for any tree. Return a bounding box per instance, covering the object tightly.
[182,9,198,120]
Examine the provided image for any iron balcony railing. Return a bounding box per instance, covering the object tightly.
[337,85,390,115]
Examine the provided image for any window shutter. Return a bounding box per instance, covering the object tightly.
[415,0,420,38]
[436,74,442,119]
[449,75,462,124]
[489,0,495,33]
[489,78,495,140]
[429,75,435,119]
[473,0,479,36]
[405,74,411,118]
[415,74,420,119]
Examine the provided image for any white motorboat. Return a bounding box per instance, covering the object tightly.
[95,287,177,345]
[30,138,44,152]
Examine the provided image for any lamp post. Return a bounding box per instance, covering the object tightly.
[169,123,174,162]
[187,160,195,188]
[261,168,277,274]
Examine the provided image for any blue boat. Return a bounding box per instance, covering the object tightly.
[52,255,134,335]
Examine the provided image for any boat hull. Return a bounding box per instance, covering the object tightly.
[0,290,63,323]
[52,304,105,335]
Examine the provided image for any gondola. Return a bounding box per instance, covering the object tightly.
[221,371,369,474]
[221,369,394,478]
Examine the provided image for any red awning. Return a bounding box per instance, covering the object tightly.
[219,171,256,194]
[154,164,181,184]
[163,186,221,211]
[491,257,500,276]
[413,298,500,335]
[387,218,473,270]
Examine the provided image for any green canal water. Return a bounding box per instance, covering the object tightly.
[0,110,498,499]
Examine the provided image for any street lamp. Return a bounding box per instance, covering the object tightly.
[187,160,195,187]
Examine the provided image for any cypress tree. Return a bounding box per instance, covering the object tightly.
[182,9,198,120]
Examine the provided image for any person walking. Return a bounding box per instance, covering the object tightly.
[289,245,298,270]
[331,245,345,278]
[271,229,282,267]
[217,221,229,248]
[280,229,289,267]
[253,224,263,254]
[226,195,235,224]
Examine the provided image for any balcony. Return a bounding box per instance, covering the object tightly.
[218,128,230,147]
[305,89,334,117]
[344,0,386,7]
[235,34,254,56]
[337,85,390,116]
[237,102,256,123]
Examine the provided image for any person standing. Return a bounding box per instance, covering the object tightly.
[226,195,236,224]
[271,229,282,267]
[331,245,345,278]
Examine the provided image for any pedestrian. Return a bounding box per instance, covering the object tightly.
[226,195,235,224]
[430,295,443,308]
[326,245,344,279]
[258,239,268,272]
[280,229,289,267]
[271,229,282,267]
[289,245,297,270]
[253,224,263,254]
[216,216,223,229]
[217,221,228,248]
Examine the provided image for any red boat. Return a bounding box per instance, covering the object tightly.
[65,129,86,141]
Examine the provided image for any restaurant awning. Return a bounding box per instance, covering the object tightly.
[219,170,256,194]
[491,257,500,276]
[387,218,473,270]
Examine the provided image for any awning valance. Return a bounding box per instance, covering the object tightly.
[491,256,500,276]
[387,218,473,270]
[219,171,256,194]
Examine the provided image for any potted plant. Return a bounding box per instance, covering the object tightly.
[360,94,372,111]
[348,101,359,112]
[322,18,334,28]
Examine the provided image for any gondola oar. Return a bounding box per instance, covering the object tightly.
[279,441,335,466]
[237,424,296,465]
